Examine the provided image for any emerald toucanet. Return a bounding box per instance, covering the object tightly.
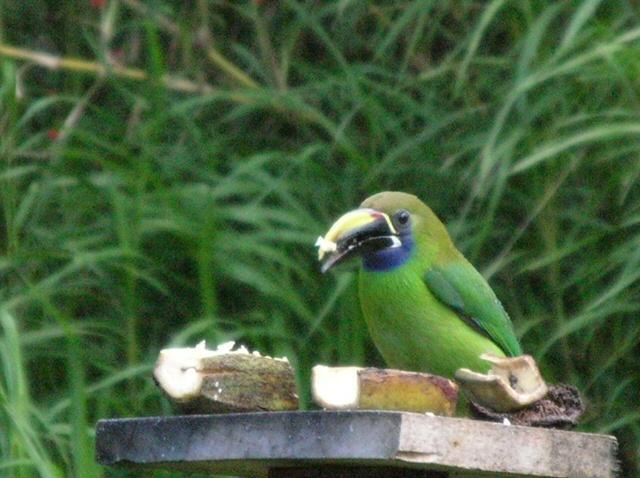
[317,191,521,379]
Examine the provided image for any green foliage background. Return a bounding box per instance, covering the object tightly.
[1,0,639,476]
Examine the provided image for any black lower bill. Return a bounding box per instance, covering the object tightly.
[320,235,399,273]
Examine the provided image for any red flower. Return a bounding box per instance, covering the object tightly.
[90,0,107,8]
[47,128,60,141]
[110,48,125,62]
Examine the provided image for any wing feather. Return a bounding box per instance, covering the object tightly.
[424,262,522,357]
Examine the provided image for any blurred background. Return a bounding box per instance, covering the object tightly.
[1,1,639,476]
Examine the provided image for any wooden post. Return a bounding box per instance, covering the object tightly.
[268,466,446,477]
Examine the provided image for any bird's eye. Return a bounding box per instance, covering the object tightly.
[394,210,410,228]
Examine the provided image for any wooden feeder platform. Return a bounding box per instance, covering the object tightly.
[96,411,617,477]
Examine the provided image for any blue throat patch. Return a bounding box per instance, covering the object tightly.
[362,232,414,272]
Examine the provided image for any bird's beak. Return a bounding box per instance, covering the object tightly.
[316,208,400,273]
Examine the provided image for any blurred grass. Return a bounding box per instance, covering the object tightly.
[1,0,640,476]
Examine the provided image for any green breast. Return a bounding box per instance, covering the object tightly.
[358,262,504,379]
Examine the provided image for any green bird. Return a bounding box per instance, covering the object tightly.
[317,191,521,379]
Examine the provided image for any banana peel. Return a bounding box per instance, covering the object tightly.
[455,354,548,413]
[312,365,458,416]
[154,341,298,413]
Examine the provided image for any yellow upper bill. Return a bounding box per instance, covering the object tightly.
[315,208,397,260]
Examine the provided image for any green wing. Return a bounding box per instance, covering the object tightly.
[424,260,522,357]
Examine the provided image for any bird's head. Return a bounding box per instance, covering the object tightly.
[317,191,451,273]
